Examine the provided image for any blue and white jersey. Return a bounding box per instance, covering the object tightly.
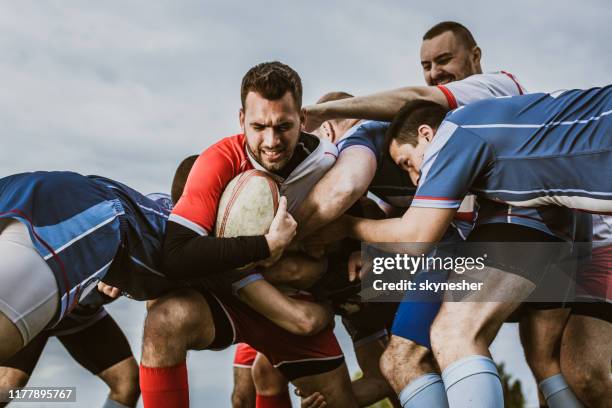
[337,120,415,208]
[414,86,612,221]
[0,172,177,323]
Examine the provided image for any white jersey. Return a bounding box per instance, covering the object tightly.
[247,134,337,213]
[437,71,527,109]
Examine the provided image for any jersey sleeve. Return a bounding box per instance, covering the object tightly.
[170,138,242,235]
[336,121,388,160]
[412,122,494,209]
[437,72,526,109]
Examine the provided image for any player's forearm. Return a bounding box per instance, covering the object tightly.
[162,222,270,279]
[296,149,375,239]
[297,187,363,239]
[236,280,332,336]
[346,215,411,242]
[317,87,433,122]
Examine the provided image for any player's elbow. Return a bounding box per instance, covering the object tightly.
[293,312,323,336]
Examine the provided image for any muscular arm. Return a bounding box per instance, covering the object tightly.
[304,86,448,131]
[236,280,333,336]
[294,147,377,238]
[349,206,456,243]
[162,221,270,279]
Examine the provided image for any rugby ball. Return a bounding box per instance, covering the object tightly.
[215,170,280,237]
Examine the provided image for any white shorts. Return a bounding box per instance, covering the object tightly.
[0,220,59,345]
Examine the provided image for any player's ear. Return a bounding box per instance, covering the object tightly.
[417,124,434,143]
[472,46,482,65]
[239,108,245,130]
[324,122,335,142]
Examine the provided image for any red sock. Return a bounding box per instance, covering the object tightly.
[256,391,292,408]
[140,361,189,408]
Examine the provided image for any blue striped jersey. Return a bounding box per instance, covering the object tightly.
[0,172,173,322]
[414,86,612,216]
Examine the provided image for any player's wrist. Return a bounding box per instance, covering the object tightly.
[343,215,359,239]
[264,232,283,257]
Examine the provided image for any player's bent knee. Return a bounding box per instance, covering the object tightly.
[144,289,213,345]
[0,367,29,389]
[430,313,465,354]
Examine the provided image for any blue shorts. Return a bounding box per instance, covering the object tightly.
[390,227,463,349]
[390,270,448,349]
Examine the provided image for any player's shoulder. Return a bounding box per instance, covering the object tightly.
[206,133,247,155]
[345,120,389,139]
[446,71,526,97]
[337,120,389,155]
[196,133,249,169]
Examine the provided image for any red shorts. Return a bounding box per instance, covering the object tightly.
[576,245,612,302]
[233,343,257,368]
[199,288,344,381]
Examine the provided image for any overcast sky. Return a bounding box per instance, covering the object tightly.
[1,1,610,193]
[2,1,610,407]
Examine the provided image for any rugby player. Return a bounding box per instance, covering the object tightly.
[0,171,183,364]
[301,22,524,132]
[139,62,359,408]
[319,87,611,407]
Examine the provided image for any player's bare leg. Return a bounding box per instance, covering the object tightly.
[232,366,256,408]
[379,336,435,398]
[520,307,584,408]
[252,353,291,407]
[292,363,358,407]
[561,314,612,407]
[429,266,534,408]
[140,289,216,408]
[0,313,22,363]
[141,289,216,367]
[98,356,140,408]
[0,367,28,408]
[520,308,569,380]
[353,338,400,407]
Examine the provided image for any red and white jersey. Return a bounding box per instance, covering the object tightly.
[437,71,527,109]
[170,133,337,236]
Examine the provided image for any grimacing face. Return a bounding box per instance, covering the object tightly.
[389,127,434,185]
[240,91,302,172]
[420,30,479,86]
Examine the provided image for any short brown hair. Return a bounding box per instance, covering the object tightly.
[423,21,477,50]
[385,100,448,152]
[171,154,199,204]
[241,61,303,109]
[316,91,353,104]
